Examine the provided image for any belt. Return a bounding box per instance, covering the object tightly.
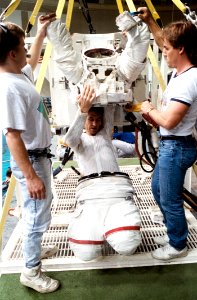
[160,135,193,141]
[78,171,129,182]
[27,148,54,158]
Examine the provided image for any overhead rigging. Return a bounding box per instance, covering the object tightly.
[78,0,96,33]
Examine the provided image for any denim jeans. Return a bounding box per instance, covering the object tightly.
[11,156,52,268]
[152,138,197,250]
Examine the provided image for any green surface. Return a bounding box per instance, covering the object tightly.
[1,264,197,300]
[52,157,140,170]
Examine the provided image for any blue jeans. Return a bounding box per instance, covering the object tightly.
[11,156,52,268]
[152,138,197,250]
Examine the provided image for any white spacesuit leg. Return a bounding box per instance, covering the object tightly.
[68,202,106,261]
[104,199,141,255]
[116,11,150,83]
[47,20,83,84]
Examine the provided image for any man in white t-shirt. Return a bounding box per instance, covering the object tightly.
[0,15,59,293]
[138,7,197,261]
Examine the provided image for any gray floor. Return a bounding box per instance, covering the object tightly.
[1,156,197,250]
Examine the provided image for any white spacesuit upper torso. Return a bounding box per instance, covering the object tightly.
[64,106,119,176]
[47,12,150,107]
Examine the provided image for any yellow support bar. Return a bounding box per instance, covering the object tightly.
[0,176,16,241]
[147,47,166,91]
[35,0,66,93]
[66,0,75,29]
[0,0,21,20]
[124,0,136,12]
[116,0,124,14]
[171,0,187,13]
[25,0,44,34]
[145,0,161,24]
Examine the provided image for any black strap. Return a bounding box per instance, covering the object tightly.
[160,135,193,141]
[78,0,96,34]
[27,148,54,158]
[78,171,129,182]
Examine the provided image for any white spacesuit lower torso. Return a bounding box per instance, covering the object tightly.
[68,173,141,261]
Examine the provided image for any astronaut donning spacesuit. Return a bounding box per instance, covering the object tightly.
[47,12,150,261]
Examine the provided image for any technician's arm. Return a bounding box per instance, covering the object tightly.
[137,7,164,50]
[6,129,46,199]
[141,100,189,130]
[27,14,55,71]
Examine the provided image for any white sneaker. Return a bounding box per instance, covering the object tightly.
[152,244,188,261]
[153,234,169,246]
[20,263,60,293]
[40,245,58,259]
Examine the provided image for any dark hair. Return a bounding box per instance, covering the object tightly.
[88,106,104,116]
[0,22,25,64]
[162,20,197,65]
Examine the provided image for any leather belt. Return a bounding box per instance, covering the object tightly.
[160,135,193,141]
[27,148,54,158]
[78,171,129,182]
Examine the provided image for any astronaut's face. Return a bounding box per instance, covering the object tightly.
[85,111,103,136]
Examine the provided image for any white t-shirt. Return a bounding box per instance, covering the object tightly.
[64,107,120,176]
[0,64,51,150]
[160,67,197,136]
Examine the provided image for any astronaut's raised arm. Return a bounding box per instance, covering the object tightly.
[116,12,150,83]
[47,19,83,84]
[63,108,87,149]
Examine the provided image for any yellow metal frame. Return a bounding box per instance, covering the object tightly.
[0,176,16,242]
[171,0,187,13]
[0,0,21,20]
[145,0,161,23]
[1,0,195,244]
[25,0,44,34]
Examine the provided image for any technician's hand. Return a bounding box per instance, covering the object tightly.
[77,85,96,113]
[26,175,46,200]
[137,7,153,25]
[140,100,155,115]
[37,13,56,38]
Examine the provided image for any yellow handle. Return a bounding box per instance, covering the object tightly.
[125,103,142,113]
